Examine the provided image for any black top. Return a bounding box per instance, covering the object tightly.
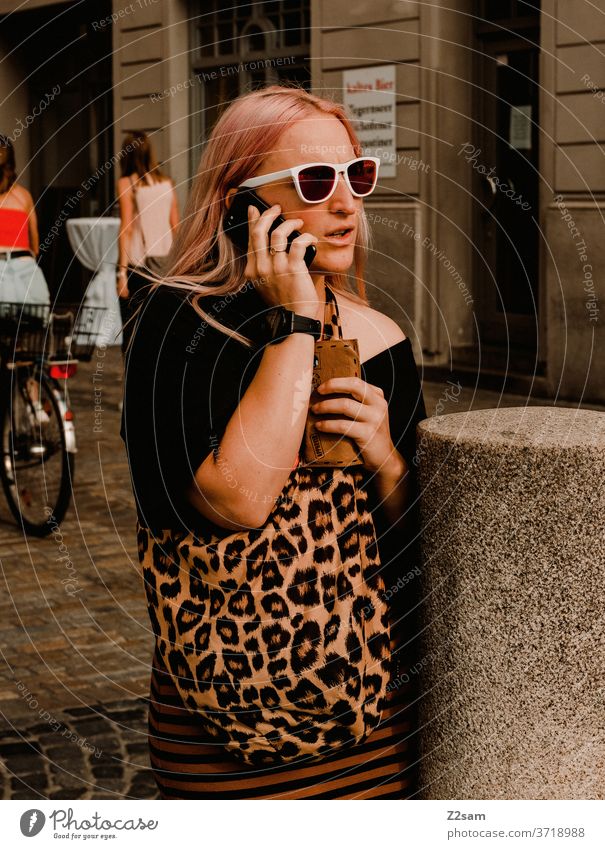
[120,284,427,571]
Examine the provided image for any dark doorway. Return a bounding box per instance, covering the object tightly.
[473,1,542,372]
[2,1,113,301]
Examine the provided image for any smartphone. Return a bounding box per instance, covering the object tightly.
[223,188,317,269]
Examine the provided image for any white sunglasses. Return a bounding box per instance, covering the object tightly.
[238,156,381,204]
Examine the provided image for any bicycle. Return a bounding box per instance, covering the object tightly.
[0,301,106,537]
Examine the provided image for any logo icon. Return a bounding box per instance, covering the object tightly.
[20,810,45,837]
[291,364,313,425]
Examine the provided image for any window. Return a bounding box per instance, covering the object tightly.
[477,0,540,35]
[190,0,311,169]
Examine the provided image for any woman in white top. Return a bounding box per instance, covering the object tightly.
[116,130,179,354]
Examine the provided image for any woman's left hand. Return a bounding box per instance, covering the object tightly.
[311,376,400,476]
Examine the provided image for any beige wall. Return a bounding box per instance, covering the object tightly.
[551,1,605,192]
[313,0,605,402]
[112,0,190,208]
[311,0,427,353]
[418,0,474,359]
[542,0,605,402]
[311,0,476,364]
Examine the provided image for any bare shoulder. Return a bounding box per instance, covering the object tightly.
[8,184,32,210]
[335,290,407,361]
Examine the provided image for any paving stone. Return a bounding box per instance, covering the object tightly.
[63,706,99,717]
[13,772,48,789]
[44,746,82,761]
[12,790,46,799]
[0,741,41,756]
[49,788,87,799]
[3,754,45,773]
[66,719,112,736]
[91,764,123,779]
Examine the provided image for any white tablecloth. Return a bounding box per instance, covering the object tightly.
[66,217,123,346]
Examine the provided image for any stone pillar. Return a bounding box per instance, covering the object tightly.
[416,407,605,799]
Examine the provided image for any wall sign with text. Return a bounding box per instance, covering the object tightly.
[343,65,396,178]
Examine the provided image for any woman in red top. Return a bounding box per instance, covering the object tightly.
[0,134,49,305]
[0,134,50,421]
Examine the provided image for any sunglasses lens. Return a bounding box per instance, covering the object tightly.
[347,159,377,195]
[297,165,336,202]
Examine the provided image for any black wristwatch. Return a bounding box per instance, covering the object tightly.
[264,306,322,345]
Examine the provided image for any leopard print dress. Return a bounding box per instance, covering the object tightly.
[128,284,426,798]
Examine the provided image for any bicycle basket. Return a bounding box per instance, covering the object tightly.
[50,304,108,362]
[0,302,50,359]
[0,302,108,362]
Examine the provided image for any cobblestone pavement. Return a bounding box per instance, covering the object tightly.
[0,345,158,799]
[0,343,602,800]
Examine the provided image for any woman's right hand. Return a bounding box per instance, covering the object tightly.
[116,273,129,299]
[244,204,320,318]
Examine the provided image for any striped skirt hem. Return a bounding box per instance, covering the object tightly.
[147,640,419,800]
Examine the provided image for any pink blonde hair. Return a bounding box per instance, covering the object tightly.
[160,84,372,347]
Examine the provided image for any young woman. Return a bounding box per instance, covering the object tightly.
[0,135,50,422]
[116,130,179,354]
[121,85,426,799]
[0,134,49,306]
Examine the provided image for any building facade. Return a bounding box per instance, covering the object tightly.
[1,0,602,402]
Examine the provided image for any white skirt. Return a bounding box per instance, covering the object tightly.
[0,256,50,305]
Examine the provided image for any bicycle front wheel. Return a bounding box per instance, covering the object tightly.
[0,367,73,536]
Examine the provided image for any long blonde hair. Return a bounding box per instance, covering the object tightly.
[160,84,372,348]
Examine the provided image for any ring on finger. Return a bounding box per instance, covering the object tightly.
[269,245,287,255]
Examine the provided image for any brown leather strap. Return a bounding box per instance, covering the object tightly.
[321,283,343,341]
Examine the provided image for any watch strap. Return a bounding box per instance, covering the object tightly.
[266,307,321,344]
[291,312,322,339]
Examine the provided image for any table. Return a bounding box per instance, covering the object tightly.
[66,217,122,346]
